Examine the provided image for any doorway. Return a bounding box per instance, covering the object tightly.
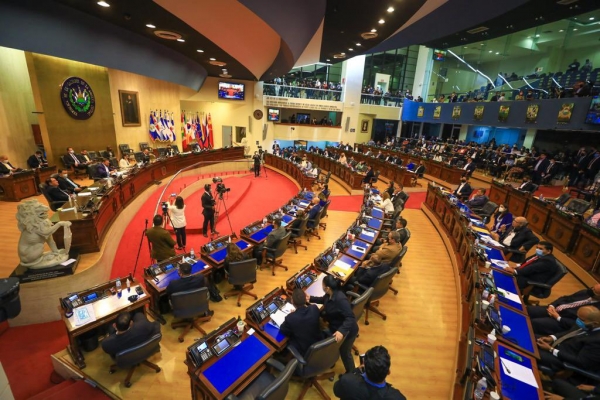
[222,126,232,147]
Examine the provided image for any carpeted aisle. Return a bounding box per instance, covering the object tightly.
[111,171,298,281]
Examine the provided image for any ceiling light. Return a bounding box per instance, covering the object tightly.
[590,17,595,21]
[209,58,216,61]
[488,50,493,53]
[387,7,394,12]
[341,52,346,55]
[348,48,353,51]
[356,43,361,46]
[97,1,110,7]
[177,38,185,42]
[326,59,331,62]
[371,28,377,33]
[480,43,485,45]
[559,29,564,32]
[573,28,578,31]
[378,19,385,24]
[535,34,540,37]
[463,46,468,48]
[146,24,156,29]
[197,49,204,53]
[495,52,500,55]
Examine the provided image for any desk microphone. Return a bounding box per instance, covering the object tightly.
[499,358,511,374]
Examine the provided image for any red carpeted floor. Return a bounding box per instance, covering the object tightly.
[535,185,566,198]
[405,192,427,209]
[111,171,298,281]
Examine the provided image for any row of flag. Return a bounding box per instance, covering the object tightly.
[148,110,177,142]
[181,111,214,150]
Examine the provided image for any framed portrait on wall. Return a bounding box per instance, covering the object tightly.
[498,105,510,122]
[473,105,484,121]
[119,90,141,127]
[417,106,424,117]
[525,104,539,123]
[557,103,574,123]
[433,106,442,119]
[451,106,461,120]
[361,119,369,132]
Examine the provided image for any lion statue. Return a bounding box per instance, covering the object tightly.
[16,199,72,269]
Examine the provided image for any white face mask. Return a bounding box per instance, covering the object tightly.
[62,174,68,178]
[69,150,74,154]
[498,207,506,212]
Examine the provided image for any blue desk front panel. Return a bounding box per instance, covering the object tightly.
[336,254,359,269]
[249,225,274,242]
[492,270,524,312]
[156,260,209,289]
[358,228,378,243]
[263,322,286,343]
[345,240,370,260]
[303,192,314,201]
[281,215,293,224]
[371,208,384,220]
[498,304,534,354]
[203,335,270,395]
[486,247,505,263]
[497,344,540,400]
[210,240,251,263]
[367,218,383,230]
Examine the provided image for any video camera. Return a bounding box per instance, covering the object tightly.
[212,177,230,195]
[161,201,169,213]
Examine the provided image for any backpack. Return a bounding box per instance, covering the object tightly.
[208,282,223,302]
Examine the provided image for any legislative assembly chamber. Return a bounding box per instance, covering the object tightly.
[1,0,600,399]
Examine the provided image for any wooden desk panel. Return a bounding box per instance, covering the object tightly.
[489,182,509,206]
[0,172,37,201]
[545,211,580,253]
[571,228,600,273]
[525,198,551,234]
[507,188,529,217]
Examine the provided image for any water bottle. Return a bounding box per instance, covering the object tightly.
[474,377,487,400]
[482,289,489,301]
[262,217,267,227]
[115,278,122,294]
[539,193,544,201]
[190,247,196,259]
[126,277,131,292]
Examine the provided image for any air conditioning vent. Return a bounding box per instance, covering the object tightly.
[209,60,227,67]
[154,30,182,40]
[556,0,578,5]
[467,26,489,34]
[361,32,378,40]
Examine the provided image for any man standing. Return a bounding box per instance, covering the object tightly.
[528,284,600,335]
[146,215,176,262]
[517,175,535,193]
[279,289,322,356]
[252,151,261,177]
[532,153,550,184]
[462,158,476,177]
[504,241,558,293]
[201,184,218,237]
[334,345,406,400]
[101,311,161,358]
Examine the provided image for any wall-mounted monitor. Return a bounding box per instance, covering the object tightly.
[433,49,446,61]
[267,108,280,122]
[584,97,600,125]
[218,82,245,100]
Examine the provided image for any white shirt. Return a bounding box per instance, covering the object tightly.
[119,159,131,169]
[502,231,516,246]
[168,205,187,228]
[380,198,394,213]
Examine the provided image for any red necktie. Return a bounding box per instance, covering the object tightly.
[519,256,538,269]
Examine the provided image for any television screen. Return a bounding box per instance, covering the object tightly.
[267,108,280,121]
[218,82,245,100]
[433,49,446,61]
[584,97,600,125]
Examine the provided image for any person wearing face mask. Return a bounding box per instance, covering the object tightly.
[307,275,359,374]
[499,216,539,262]
[536,306,600,373]
[55,169,84,194]
[453,176,472,201]
[489,204,513,240]
[527,284,600,336]
[504,241,558,294]
[516,175,536,193]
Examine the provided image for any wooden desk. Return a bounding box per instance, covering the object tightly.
[187,318,276,400]
[244,287,290,351]
[525,197,551,234]
[545,209,580,253]
[202,238,253,267]
[0,171,37,201]
[488,181,509,206]
[34,165,57,189]
[572,226,600,274]
[59,276,150,369]
[506,186,530,218]
[281,152,363,191]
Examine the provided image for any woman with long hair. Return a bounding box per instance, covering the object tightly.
[224,241,247,272]
[168,195,187,250]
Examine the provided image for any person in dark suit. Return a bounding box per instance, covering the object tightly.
[102,146,114,159]
[45,177,70,207]
[536,306,600,372]
[454,177,473,200]
[63,147,87,171]
[414,161,425,175]
[334,345,406,400]
[254,218,287,265]
[306,198,324,230]
[499,216,540,262]
[252,151,261,177]
[528,284,600,335]
[0,155,21,174]
[462,158,476,177]
[516,175,536,193]
[96,158,115,179]
[56,169,84,194]
[549,378,600,400]
[349,254,392,290]
[280,289,322,356]
[101,311,161,358]
[308,275,359,374]
[391,185,407,209]
[362,165,374,185]
[145,215,176,262]
[465,188,489,209]
[541,158,559,185]
[27,151,47,169]
[201,184,217,237]
[532,153,550,184]
[166,261,206,297]
[504,241,559,294]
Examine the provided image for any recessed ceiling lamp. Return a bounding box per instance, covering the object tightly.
[559,29,564,32]
[348,48,353,51]
[197,49,204,53]
[590,17,595,20]
[176,38,185,42]
[326,59,331,62]
[535,34,540,37]
[209,58,216,61]
[495,52,500,55]
[146,24,156,29]
[488,50,492,53]
[356,43,361,46]
[371,28,377,32]
[378,19,385,24]
[97,1,110,7]
[361,31,378,39]
[154,30,182,41]
[573,28,578,31]
[387,7,394,12]
[210,60,227,66]
[333,53,346,59]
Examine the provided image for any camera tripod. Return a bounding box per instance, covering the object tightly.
[213,190,234,236]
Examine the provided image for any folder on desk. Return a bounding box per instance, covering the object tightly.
[333,259,352,270]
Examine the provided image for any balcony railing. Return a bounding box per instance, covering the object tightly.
[263,83,343,102]
[360,93,403,107]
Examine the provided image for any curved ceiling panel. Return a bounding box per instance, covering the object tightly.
[155,0,281,80]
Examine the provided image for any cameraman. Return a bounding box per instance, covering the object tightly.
[201,184,218,237]
[168,195,187,250]
[252,151,261,177]
[146,215,176,262]
[334,345,406,400]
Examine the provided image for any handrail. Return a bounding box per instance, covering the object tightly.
[262,83,343,101]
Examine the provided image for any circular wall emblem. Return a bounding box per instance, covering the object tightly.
[60,77,95,120]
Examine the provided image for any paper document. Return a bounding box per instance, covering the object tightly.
[351,245,366,254]
[500,357,539,388]
[491,259,509,268]
[333,259,352,270]
[361,230,375,238]
[60,258,76,266]
[269,309,288,328]
[280,220,288,227]
[73,304,96,326]
[497,289,522,304]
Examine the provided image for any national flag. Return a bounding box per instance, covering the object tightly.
[169,112,176,142]
[181,111,188,149]
[196,114,204,149]
[160,111,171,141]
[207,113,214,149]
[149,111,158,141]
